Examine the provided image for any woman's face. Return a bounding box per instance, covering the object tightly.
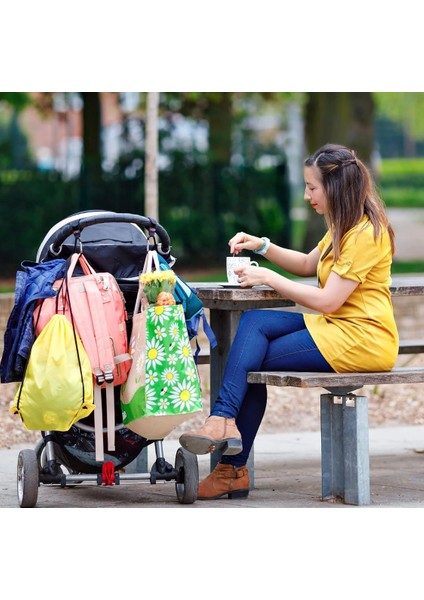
[304,166,328,215]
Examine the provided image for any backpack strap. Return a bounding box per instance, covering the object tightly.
[79,277,115,384]
[201,311,217,348]
[105,384,115,452]
[93,384,116,462]
[69,262,116,463]
[94,386,104,462]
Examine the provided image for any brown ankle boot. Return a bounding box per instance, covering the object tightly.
[179,416,242,455]
[198,463,250,500]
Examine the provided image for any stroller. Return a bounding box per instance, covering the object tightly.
[13,210,200,508]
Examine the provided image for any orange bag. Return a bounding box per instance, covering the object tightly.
[33,253,131,461]
[34,253,130,386]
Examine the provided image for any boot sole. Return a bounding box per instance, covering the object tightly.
[179,434,243,456]
[198,488,250,500]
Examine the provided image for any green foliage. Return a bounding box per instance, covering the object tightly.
[380,158,424,183]
[0,107,33,170]
[0,171,80,273]
[0,162,290,276]
[0,93,31,112]
[378,158,424,207]
[391,260,424,274]
[374,93,424,140]
[156,154,290,265]
[380,187,424,207]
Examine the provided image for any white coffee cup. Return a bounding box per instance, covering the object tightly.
[226,256,259,284]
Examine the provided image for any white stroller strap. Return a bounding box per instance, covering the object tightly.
[94,386,104,462]
[106,384,115,452]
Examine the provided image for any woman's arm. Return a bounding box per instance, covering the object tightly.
[236,267,359,314]
[229,232,320,277]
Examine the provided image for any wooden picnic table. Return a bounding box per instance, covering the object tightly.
[192,275,424,396]
[191,275,424,483]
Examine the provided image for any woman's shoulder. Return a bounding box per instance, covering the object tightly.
[349,215,381,239]
[344,216,391,255]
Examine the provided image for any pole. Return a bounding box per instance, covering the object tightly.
[144,92,159,220]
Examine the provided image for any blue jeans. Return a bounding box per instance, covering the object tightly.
[211,310,333,467]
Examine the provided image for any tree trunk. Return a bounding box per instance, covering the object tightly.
[208,93,233,165]
[207,93,233,250]
[302,92,375,251]
[80,92,101,210]
[346,92,375,167]
[144,92,159,220]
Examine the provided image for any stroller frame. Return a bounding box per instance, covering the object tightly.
[15,210,200,508]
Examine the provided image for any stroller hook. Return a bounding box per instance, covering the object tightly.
[147,219,157,250]
[49,242,63,257]
[72,230,83,254]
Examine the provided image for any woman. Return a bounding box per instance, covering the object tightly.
[179,143,399,500]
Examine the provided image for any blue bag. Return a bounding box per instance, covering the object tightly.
[157,255,217,356]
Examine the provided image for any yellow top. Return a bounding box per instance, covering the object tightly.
[303,216,399,373]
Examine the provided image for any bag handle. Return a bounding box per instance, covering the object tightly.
[141,249,160,275]
[67,253,97,279]
[135,249,160,314]
[133,283,149,315]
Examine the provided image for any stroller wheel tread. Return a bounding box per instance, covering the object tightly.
[17,449,39,508]
[175,446,199,504]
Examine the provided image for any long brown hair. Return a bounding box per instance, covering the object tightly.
[304,143,395,259]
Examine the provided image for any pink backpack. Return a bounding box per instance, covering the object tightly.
[34,253,132,461]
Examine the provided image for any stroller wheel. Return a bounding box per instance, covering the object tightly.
[175,447,199,504]
[17,449,39,508]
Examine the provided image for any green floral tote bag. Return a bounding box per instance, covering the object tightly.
[120,302,203,440]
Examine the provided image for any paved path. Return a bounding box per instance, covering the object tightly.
[387,208,424,261]
[2,425,424,509]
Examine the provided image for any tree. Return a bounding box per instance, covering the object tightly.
[302,92,375,250]
[80,92,102,209]
[0,93,32,169]
[374,92,424,157]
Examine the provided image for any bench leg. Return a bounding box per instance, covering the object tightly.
[320,393,370,506]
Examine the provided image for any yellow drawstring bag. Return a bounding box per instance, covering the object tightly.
[10,314,94,431]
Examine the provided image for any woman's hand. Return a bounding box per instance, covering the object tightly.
[228,232,264,255]
[234,265,270,287]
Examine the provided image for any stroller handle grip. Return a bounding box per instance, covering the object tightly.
[50,212,171,254]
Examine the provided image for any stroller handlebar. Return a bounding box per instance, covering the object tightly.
[49,212,171,255]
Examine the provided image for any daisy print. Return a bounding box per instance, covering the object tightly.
[145,337,166,369]
[169,380,200,412]
[161,367,179,386]
[154,325,166,340]
[144,385,157,412]
[157,396,171,413]
[178,338,193,367]
[146,369,159,385]
[149,305,171,326]
[185,366,198,383]
[135,351,145,375]
[168,319,180,341]
[168,352,178,366]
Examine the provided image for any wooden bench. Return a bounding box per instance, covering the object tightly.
[398,339,424,354]
[247,366,424,506]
